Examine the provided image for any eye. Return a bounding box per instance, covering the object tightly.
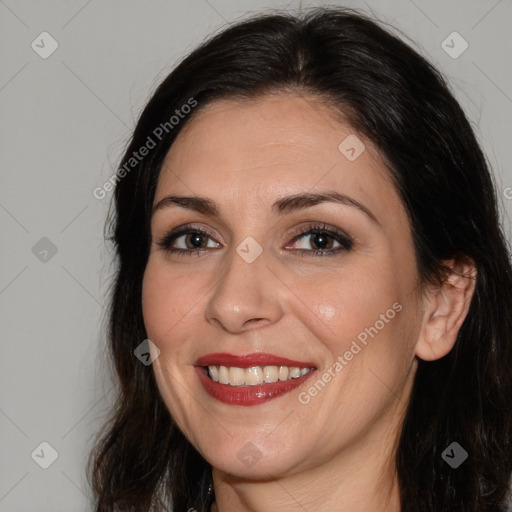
[285,222,353,257]
[156,225,220,257]
[155,222,353,257]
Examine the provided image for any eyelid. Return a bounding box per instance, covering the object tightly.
[160,223,221,243]
[283,221,352,243]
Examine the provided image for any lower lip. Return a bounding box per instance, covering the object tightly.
[195,367,316,406]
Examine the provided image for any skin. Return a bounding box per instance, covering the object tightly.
[141,93,476,511]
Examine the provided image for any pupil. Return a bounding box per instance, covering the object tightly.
[189,233,204,248]
[313,233,330,250]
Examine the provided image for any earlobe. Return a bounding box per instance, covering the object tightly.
[415,259,477,362]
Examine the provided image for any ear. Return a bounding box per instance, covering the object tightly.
[415,258,477,361]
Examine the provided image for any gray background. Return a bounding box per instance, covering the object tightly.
[1,0,511,510]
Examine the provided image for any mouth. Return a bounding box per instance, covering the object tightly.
[204,364,314,385]
[194,352,317,406]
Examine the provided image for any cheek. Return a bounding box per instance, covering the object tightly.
[303,263,404,359]
[141,259,197,351]
[141,259,206,435]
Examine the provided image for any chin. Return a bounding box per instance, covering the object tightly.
[200,433,312,480]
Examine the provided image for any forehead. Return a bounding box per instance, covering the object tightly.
[166,94,382,165]
[156,93,402,218]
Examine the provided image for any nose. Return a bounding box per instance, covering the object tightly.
[204,245,284,334]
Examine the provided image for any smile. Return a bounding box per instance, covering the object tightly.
[194,353,317,406]
[207,365,313,386]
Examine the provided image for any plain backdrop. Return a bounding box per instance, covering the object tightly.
[1,1,511,510]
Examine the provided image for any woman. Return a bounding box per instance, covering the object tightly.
[87,6,512,511]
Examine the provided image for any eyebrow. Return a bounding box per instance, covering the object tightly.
[151,191,379,225]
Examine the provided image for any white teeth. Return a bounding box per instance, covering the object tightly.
[245,366,263,385]
[263,366,279,383]
[209,365,219,382]
[229,366,245,386]
[218,366,229,385]
[289,367,301,378]
[206,365,313,386]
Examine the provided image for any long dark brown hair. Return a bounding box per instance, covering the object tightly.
[86,6,512,511]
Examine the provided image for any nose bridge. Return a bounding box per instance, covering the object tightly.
[204,240,282,332]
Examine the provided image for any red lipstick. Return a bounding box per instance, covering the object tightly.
[195,352,317,406]
[195,352,316,368]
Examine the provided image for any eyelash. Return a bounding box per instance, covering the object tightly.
[155,222,354,258]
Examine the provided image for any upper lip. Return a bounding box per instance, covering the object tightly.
[195,352,316,368]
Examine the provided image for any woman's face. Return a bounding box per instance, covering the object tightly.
[142,93,425,479]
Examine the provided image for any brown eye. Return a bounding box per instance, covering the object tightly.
[286,224,353,256]
[156,226,221,256]
[156,222,353,257]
